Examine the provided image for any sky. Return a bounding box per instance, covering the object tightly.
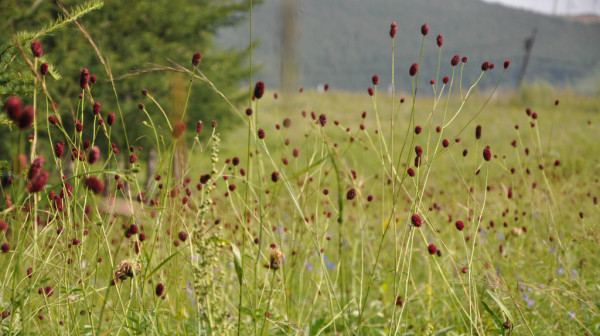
[481,0,600,15]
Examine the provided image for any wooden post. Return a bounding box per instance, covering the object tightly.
[517,28,537,88]
[280,0,297,94]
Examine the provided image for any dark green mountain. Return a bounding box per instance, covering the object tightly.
[217,0,600,93]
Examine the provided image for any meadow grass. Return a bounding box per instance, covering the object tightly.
[1,18,600,336]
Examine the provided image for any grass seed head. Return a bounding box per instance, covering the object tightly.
[270,247,284,271]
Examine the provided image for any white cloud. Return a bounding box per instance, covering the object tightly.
[480,0,600,15]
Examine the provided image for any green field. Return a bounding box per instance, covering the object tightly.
[3,78,600,334]
[1,2,600,335]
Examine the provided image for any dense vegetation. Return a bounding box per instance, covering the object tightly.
[0,0,254,158]
[1,1,599,335]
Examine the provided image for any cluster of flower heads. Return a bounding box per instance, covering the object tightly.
[4,96,35,130]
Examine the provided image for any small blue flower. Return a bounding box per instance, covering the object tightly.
[323,255,335,270]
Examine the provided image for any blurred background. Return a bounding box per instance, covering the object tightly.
[218,0,600,94]
[1,0,599,164]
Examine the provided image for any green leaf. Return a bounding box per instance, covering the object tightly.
[487,290,515,326]
[230,241,243,286]
[434,326,456,335]
[146,247,184,279]
[482,300,504,331]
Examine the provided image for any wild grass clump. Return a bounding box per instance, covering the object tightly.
[1,7,599,336]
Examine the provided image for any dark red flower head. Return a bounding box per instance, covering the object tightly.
[318,114,326,127]
[415,125,422,134]
[409,63,418,77]
[200,174,211,184]
[84,176,104,194]
[155,283,165,297]
[372,75,379,85]
[436,34,443,47]
[483,147,491,161]
[346,188,356,200]
[503,59,510,69]
[178,231,188,242]
[40,62,49,76]
[31,40,43,57]
[475,125,482,139]
[421,23,429,36]
[368,87,374,96]
[80,69,89,89]
[389,21,397,38]
[4,96,22,121]
[451,55,460,66]
[481,61,490,71]
[18,106,34,129]
[411,214,422,227]
[428,243,437,255]
[90,75,97,84]
[443,76,449,84]
[54,142,64,158]
[462,56,468,63]
[455,220,465,231]
[271,171,279,182]
[258,128,265,139]
[172,121,186,139]
[254,81,265,99]
[27,156,44,181]
[191,52,201,67]
[93,101,101,115]
[107,112,115,126]
[415,146,423,157]
[27,170,49,193]
[88,146,100,164]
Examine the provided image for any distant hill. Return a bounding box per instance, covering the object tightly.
[216,0,600,93]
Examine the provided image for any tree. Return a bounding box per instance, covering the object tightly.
[1,0,255,163]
